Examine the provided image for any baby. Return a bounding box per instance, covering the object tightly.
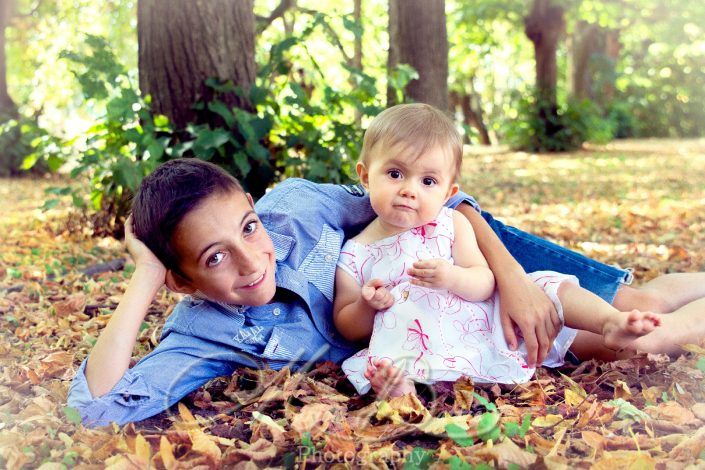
[333,103,661,397]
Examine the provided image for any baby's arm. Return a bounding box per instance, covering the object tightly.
[84,216,166,397]
[408,211,495,301]
[333,269,393,342]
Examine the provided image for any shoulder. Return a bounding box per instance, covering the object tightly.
[162,297,218,337]
[451,209,475,236]
[257,178,365,209]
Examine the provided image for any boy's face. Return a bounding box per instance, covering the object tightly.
[169,190,277,306]
[358,143,459,231]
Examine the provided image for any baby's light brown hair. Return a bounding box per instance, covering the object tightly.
[360,103,463,181]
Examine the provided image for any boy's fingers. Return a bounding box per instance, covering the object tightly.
[500,312,518,351]
[523,331,538,368]
[535,326,550,366]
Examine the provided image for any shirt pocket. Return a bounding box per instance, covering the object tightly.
[298,223,341,302]
[262,325,314,362]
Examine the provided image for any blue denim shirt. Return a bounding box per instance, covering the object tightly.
[67,178,479,426]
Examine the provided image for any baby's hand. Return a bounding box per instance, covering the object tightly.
[408,259,453,289]
[361,278,394,310]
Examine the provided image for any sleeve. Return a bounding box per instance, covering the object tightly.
[67,331,250,427]
[337,241,364,286]
[256,179,377,237]
[445,189,481,212]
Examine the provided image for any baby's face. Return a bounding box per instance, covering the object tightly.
[359,143,459,232]
[170,190,277,306]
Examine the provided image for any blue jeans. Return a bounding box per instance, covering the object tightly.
[482,211,633,304]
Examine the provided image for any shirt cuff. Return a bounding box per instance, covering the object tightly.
[66,359,96,410]
[446,190,481,212]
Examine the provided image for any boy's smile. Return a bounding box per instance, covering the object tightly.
[169,190,277,306]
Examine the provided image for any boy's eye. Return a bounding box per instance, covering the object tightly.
[243,220,258,235]
[207,251,226,267]
[422,177,437,186]
[388,169,402,179]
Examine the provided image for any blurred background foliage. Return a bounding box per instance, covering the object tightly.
[1,0,703,234]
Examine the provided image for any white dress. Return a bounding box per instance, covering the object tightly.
[339,207,578,394]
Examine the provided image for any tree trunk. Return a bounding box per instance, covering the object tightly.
[0,0,17,118]
[450,88,491,145]
[602,29,620,102]
[524,0,564,107]
[387,0,448,111]
[525,0,565,143]
[569,21,599,100]
[138,0,256,129]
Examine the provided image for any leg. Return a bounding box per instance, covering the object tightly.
[614,274,705,313]
[558,283,660,352]
[365,358,416,399]
[572,296,705,359]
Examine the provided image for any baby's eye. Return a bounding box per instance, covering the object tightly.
[422,177,437,186]
[207,251,226,267]
[243,220,258,235]
[388,169,402,179]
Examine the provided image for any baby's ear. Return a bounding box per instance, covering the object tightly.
[446,183,460,201]
[356,162,370,189]
[165,269,196,295]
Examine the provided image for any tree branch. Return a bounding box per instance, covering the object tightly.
[256,0,296,35]
[298,7,352,66]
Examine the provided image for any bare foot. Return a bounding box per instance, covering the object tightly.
[602,309,661,352]
[365,358,416,398]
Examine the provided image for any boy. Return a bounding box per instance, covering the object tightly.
[69,158,705,426]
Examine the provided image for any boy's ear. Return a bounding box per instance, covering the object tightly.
[165,269,197,295]
[356,162,370,189]
[245,192,255,208]
[445,183,460,201]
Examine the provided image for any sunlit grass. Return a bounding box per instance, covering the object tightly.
[461,138,705,281]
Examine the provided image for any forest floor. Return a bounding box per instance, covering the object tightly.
[1,138,705,469]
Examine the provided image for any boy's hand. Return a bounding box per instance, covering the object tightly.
[408,259,453,289]
[361,279,394,310]
[125,215,166,275]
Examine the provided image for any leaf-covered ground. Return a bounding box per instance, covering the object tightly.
[1,139,705,469]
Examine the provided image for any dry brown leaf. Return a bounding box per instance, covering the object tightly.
[475,437,537,467]
[290,402,337,439]
[669,426,705,461]
[53,293,86,316]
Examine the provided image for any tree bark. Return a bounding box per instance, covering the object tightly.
[450,88,491,145]
[524,0,564,107]
[138,0,256,129]
[0,0,17,118]
[569,21,599,100]
[387,0,448,111]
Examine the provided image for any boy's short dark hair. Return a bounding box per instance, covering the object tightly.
[131,158,243,271]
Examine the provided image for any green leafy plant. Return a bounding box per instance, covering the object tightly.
[503,90,615,152]
[0,113,59,176]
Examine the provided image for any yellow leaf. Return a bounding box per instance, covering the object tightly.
[532,414,564,427]
[681,344,705,356]
[189,428,222,461]
[159,436,176,470]
[564,388,585,407]
[613,380,633,400]
[179,402,198,425]
[134,434,151,463]
[252,411,286,433]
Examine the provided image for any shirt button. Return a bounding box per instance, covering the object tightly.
[273,307,281,316]
[325,254,333,262]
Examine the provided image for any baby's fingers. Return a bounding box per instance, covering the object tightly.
[408,266,436,279]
